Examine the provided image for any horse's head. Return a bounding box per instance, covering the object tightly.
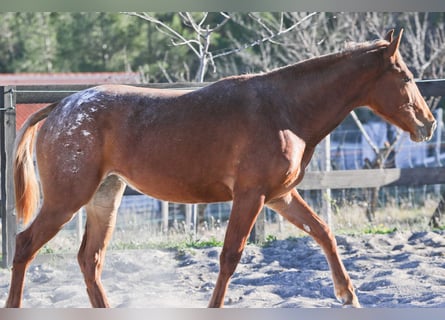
[368,29,436,142]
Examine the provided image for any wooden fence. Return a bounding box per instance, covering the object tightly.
[1,80,445,267]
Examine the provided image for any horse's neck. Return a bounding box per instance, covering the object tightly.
[271,52,382,147]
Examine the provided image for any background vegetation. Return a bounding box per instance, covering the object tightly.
[1,12,445,83]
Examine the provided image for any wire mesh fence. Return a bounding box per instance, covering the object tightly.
[20,112,442,254]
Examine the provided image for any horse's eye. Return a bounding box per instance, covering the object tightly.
[403,76,412,83]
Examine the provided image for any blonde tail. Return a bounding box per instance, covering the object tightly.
[14,102,58,225]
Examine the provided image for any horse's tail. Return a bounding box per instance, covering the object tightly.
[14,102,59,225]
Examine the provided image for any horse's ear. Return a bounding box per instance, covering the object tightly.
[385,29,395,42]
[386,28,403,58]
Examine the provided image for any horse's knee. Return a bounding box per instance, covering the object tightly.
[306,222,337,250]
[219,249,242,276]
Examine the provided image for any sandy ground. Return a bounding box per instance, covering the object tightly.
[1,230,445,308]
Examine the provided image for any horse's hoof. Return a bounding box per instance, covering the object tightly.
[336,288,361,308]
[343,295,361,308]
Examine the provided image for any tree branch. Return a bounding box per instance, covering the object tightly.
[123,12,201,58]
[213,12,319,59]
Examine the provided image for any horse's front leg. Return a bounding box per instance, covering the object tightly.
[208,191,265,308]
[267,188,360,307]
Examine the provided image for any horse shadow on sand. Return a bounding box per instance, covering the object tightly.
[230,236,348,307]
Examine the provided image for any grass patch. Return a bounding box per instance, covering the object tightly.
[40,245,56,255]
[261,234,278,247]
[433,225,445,231]
[363,225,398,235]
[185,237,224,248]
[110,235,224,251]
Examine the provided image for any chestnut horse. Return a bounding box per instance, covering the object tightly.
[5,29,436,308]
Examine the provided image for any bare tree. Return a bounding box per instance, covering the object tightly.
[124,12,232,82]
[401,13,445,79]
[124,12,319,82]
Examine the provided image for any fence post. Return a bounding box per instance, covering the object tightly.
[435,108,443,166]
[185,204,192,233]
[161,201,169,233]
[192,203,198,238]
[434,108,443,196]
[249,208,265,244]
[1,86,17,268]
[320,135,332,228]
[77,208,84,244]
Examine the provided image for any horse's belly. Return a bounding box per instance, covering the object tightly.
[117,171,234,204]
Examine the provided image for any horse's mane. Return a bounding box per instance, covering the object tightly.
[266,39,390,77]
[208,39,391,89]
[343,39,389,53]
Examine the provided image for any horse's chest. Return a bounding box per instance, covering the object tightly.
[278,130,306,186]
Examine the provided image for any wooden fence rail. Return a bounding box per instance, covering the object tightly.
[1,79,445,267]
[299,167,445,190]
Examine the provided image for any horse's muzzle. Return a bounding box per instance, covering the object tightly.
[414,119,437,142]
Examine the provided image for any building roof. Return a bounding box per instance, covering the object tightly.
[0,72,142,85]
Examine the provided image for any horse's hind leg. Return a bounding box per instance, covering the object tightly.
[5,203,81,307]
[77,175,126,308]
[267,189,360,307]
